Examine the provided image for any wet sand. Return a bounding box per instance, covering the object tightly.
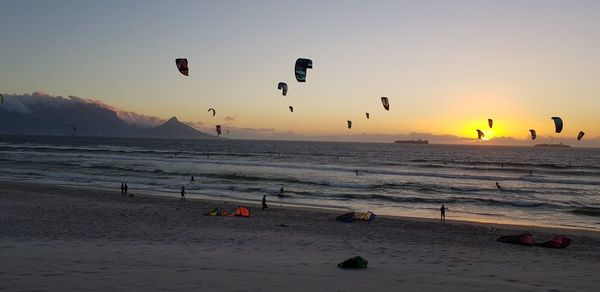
[1,181,599,291]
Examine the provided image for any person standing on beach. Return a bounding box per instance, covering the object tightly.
[262,195,268,210]
[180,186,186,201]
[440,204,448,222]
[120,182,124,196]
[124,182,128,196]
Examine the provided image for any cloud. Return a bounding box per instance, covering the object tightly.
[1,91,164,128]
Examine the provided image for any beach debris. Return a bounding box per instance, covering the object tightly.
[365,112,369,119]
[216,125,222,136]
[497,233,535,246]
[488,118,493,128]
[278,82,288,96]
[175,58,189,76]
[208,108,216,117]
[381,97,389,111]
[476,129,484,140]
[551,117,563,133]
[529,129,537,140]
[347,120,352,129]
[338,256,368,269]
[335,211,376,222]
[577,131,585,141]
[294,58,312,82]
[536,235,571,249]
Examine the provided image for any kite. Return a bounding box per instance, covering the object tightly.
[347,120,352,129]
[289,106,294,112]
[365,113,369,119]
[208,108,216,117]
[476,129,484,140]
[175,58,189,76]
[577,131,585,141]
[551,117,563,133]
[529,129,537,140]
[488,119,493,129]
[278,82,288,96]
[381,97,389,111]
[294,58,312,82]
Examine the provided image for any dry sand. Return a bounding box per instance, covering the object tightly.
[1,181,599,291]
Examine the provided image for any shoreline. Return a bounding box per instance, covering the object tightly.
[3,180,598,237]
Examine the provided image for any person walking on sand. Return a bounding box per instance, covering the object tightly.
[262,195,268,210]
[180,186,186,201]
[440,204,448,222]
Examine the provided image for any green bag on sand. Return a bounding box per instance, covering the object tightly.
[337,256,368,269]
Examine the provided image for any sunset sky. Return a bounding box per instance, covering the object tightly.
[1,0,599,142]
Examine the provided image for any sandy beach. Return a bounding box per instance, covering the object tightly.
[1,181,599,291]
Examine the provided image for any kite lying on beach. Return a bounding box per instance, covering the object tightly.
[206,206,250,217]
[497,233,571,248]
[335,211,376,222]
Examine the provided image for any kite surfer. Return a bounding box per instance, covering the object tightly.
[440,205,448,222]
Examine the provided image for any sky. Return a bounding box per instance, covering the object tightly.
[1,0,600,143]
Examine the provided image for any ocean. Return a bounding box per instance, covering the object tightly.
[1,135,599,230]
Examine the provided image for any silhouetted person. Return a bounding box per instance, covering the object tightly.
[496,181,502,190]
[278,187,284,197]
[180,186,186,201]
[120,182,124,196]
[355,169,359,175]
[190,176,194,182]
[124,183,128,196]
[262,195,268,210]
[440,204,448,222]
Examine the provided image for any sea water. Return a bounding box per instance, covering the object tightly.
[1,136,599,230]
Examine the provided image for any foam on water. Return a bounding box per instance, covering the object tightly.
[1,135,599,230]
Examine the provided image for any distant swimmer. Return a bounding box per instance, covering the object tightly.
[262,195,268,210]
[440,204,448,222]
[496,181,502,190]
[180,186,186,201]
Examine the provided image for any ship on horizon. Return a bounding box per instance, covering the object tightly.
[394,139,429,145]
[534,143,570,148]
